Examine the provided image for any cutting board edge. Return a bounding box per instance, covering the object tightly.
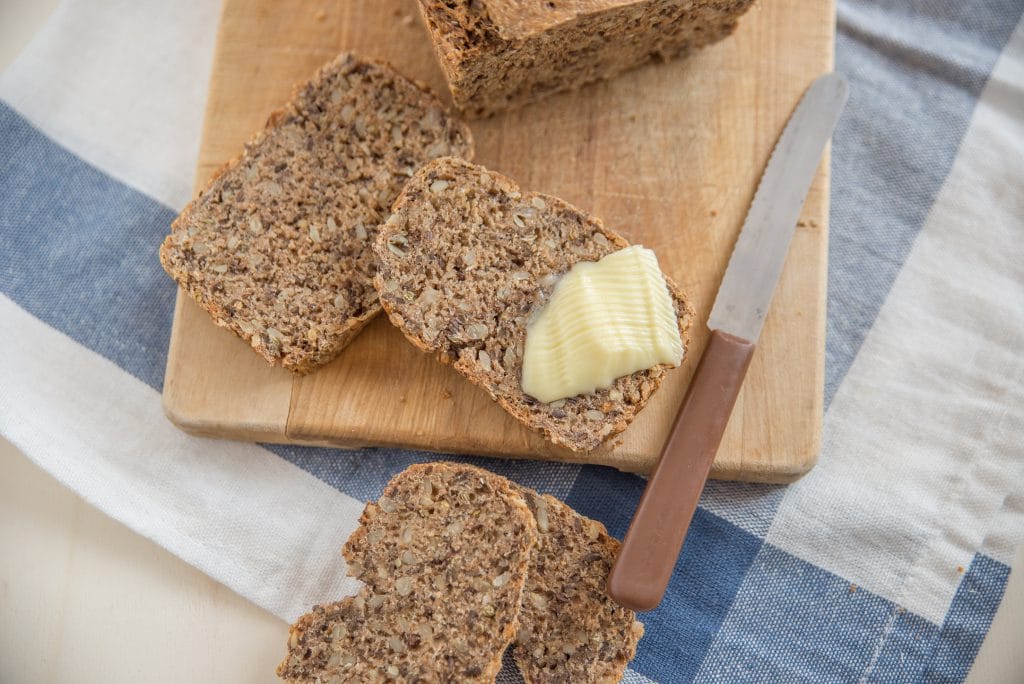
[709,422,822,484]
[162,290,293,439]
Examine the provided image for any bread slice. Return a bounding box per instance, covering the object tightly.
[276,463,537,682]
[373,157,694,451]
[415,0,755,117]
[512,485,645,683]
[160,53,473,374]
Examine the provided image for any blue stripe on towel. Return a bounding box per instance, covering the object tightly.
[565,467,764,684]
[826,0,1023,405]
[921,554,1010,682]
[695,543,941,683]
[266,443,583,502]
[0,101,177,391]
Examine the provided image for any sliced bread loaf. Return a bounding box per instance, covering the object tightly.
[160,53,472,374]
[277,463,537,682]
[373,157,694,451]
[415,0,756,117]
[512,485,644,683]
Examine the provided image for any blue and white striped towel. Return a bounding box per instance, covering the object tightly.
[2,1,1022,681]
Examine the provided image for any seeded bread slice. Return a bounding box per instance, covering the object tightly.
[277,463,537,683]
[160,53,473,374]
[373,157,695,451]
[512,485,644,683]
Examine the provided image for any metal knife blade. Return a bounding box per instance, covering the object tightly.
[708,72,849,343]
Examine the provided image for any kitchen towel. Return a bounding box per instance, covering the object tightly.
[2,0,1022,681]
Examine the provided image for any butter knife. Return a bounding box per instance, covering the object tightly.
[608,72,849,612]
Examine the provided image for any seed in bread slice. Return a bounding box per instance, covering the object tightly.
[373,157,695,451]
[512,485,644,683]
[160,53,473,374]
[276,463,537,683]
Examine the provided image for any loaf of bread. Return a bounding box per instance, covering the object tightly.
[374,157,694,452]
[512,485,644,683]
[277,463,537,682]
[160,53,472,374]
[415,0,756,117]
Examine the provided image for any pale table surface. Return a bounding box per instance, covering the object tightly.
[1,2,1020,682]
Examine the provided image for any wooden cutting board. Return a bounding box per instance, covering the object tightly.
[163,0,834,482]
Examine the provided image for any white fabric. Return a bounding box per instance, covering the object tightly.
[0,293,363,621]
[698,479,786,538]
[982,492,1024,565]
[766,18,1024,625]
[621,669,658,684]
[0,0,220,210]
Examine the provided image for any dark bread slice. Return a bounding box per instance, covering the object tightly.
[373,157,695,452]
[160,53,472,374]
[512,485,644,683]
[277,463,537,683]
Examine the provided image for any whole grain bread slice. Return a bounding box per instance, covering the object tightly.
[373,157,694,451]
[160,53,472,374]
[277,463,537,683]
[512,485,644,683]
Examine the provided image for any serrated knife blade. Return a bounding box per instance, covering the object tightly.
[609,73,849,612]
[709,72,849,342]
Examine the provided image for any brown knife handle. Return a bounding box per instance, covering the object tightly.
[608,330,756,611]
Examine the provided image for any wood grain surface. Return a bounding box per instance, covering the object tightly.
[162,0,834,481]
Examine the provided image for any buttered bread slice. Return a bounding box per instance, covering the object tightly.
[373,157,694,451]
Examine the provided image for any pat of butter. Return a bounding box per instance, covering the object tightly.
[521,245,683,403]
